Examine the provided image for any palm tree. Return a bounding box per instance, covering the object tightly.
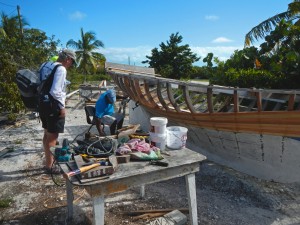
[66,28,105,80]
[0,12,29,38]
[244,0,300,46]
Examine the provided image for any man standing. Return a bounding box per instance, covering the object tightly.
[39,49,76,173]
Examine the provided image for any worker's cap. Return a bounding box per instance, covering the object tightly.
[60,49,77,66]
[106,89,116,103]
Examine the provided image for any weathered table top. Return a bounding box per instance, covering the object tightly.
[60,148,206,197]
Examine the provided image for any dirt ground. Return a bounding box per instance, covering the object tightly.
[0,94,300,225]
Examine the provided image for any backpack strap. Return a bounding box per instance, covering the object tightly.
[38,62,47,81]
[45,64,62,88]
[39,64,62,97]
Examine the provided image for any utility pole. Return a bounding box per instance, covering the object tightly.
[17,5,23,36]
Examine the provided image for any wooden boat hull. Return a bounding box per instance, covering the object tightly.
[128,101,300,183]
[107,65,300,182]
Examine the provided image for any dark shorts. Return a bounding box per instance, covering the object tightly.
[40,113,65,133]
[39,97,65,133]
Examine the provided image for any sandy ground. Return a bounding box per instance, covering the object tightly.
[0,94,300,225]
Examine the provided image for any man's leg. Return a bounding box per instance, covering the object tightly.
[96,118,105,136]
[43,130,58,169]
[110,120,118,135]
[117,118,124,130]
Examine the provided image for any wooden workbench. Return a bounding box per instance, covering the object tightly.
[60,148,206,225]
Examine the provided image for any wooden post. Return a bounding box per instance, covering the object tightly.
[66,180,74,221]
[288,93,296,111]
[93,196,105,225]
[207,86,213,113]
[233,88,239,113]
[256,91,262,112]
[17,5,23,36]
[185,173,198,225]
[140,185,145,198]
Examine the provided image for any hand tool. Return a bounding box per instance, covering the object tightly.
[66,161,110,177]
[149,160,169,167]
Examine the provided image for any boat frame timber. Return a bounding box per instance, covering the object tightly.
[107,67,300,138]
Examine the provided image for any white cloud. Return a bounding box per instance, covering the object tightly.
[100,46,152,66]
[68,11,87,21]
[205,15,219,21]
[212,37,233,43]
[191,46,242,61]
[99,45,243,66]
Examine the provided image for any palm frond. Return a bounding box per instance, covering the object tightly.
[244,11,293,46]
[67,27,105,75]
[93,40,104,48]
[66,39,80,49]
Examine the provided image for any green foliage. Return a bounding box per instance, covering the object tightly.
[143,32,200,79]
[0,13,59,115]
[259,20,300,76]
[244,0,300,46]
[68,70,111,91]
[0,198,12,208]
[203,53,214,68]
[190,66,212,80]
[210,19,300,89]
[210,68,284,89]
[224,47,260,71]
[0,53,23,114]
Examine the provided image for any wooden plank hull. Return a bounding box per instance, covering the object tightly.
[107,68,300,138]
[107,66,300,183]
[128,101,300,183]
[144,109,300,137]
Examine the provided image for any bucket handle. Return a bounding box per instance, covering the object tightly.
[170,133,187,147]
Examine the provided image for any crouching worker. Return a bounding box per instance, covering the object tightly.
[95,89,124,136]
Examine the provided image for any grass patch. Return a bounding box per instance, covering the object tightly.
[0,198,13,208]
[14,139,22,144]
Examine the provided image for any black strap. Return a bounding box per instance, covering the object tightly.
[39,64,62,96]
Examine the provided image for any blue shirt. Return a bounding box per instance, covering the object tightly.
[95,91,114,118]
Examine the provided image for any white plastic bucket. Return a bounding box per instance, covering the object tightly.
[150,132,166,150]
[150,117,168,134]
[166,126,188,149]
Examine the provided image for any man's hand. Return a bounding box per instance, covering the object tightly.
[60,108,66,117]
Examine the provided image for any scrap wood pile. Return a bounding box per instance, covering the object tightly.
[124,208,188,224]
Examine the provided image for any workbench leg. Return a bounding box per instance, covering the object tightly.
[185,173,198,225]
[140,185,145,198]
[66,179,74,221]
[92,196,105,225]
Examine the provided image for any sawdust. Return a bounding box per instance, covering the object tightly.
[0,94,300,225]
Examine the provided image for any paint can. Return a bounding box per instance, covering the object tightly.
[150,117,168,134]
[149,117,168,150]
[166,126,188,149]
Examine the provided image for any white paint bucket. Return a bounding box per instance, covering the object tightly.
[150,132,166,150]
[150,117,168,134]
[166,126,188,149]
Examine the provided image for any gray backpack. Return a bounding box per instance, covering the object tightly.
[16,64,61,111]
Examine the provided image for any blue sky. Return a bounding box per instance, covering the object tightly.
[0,0,292,66]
